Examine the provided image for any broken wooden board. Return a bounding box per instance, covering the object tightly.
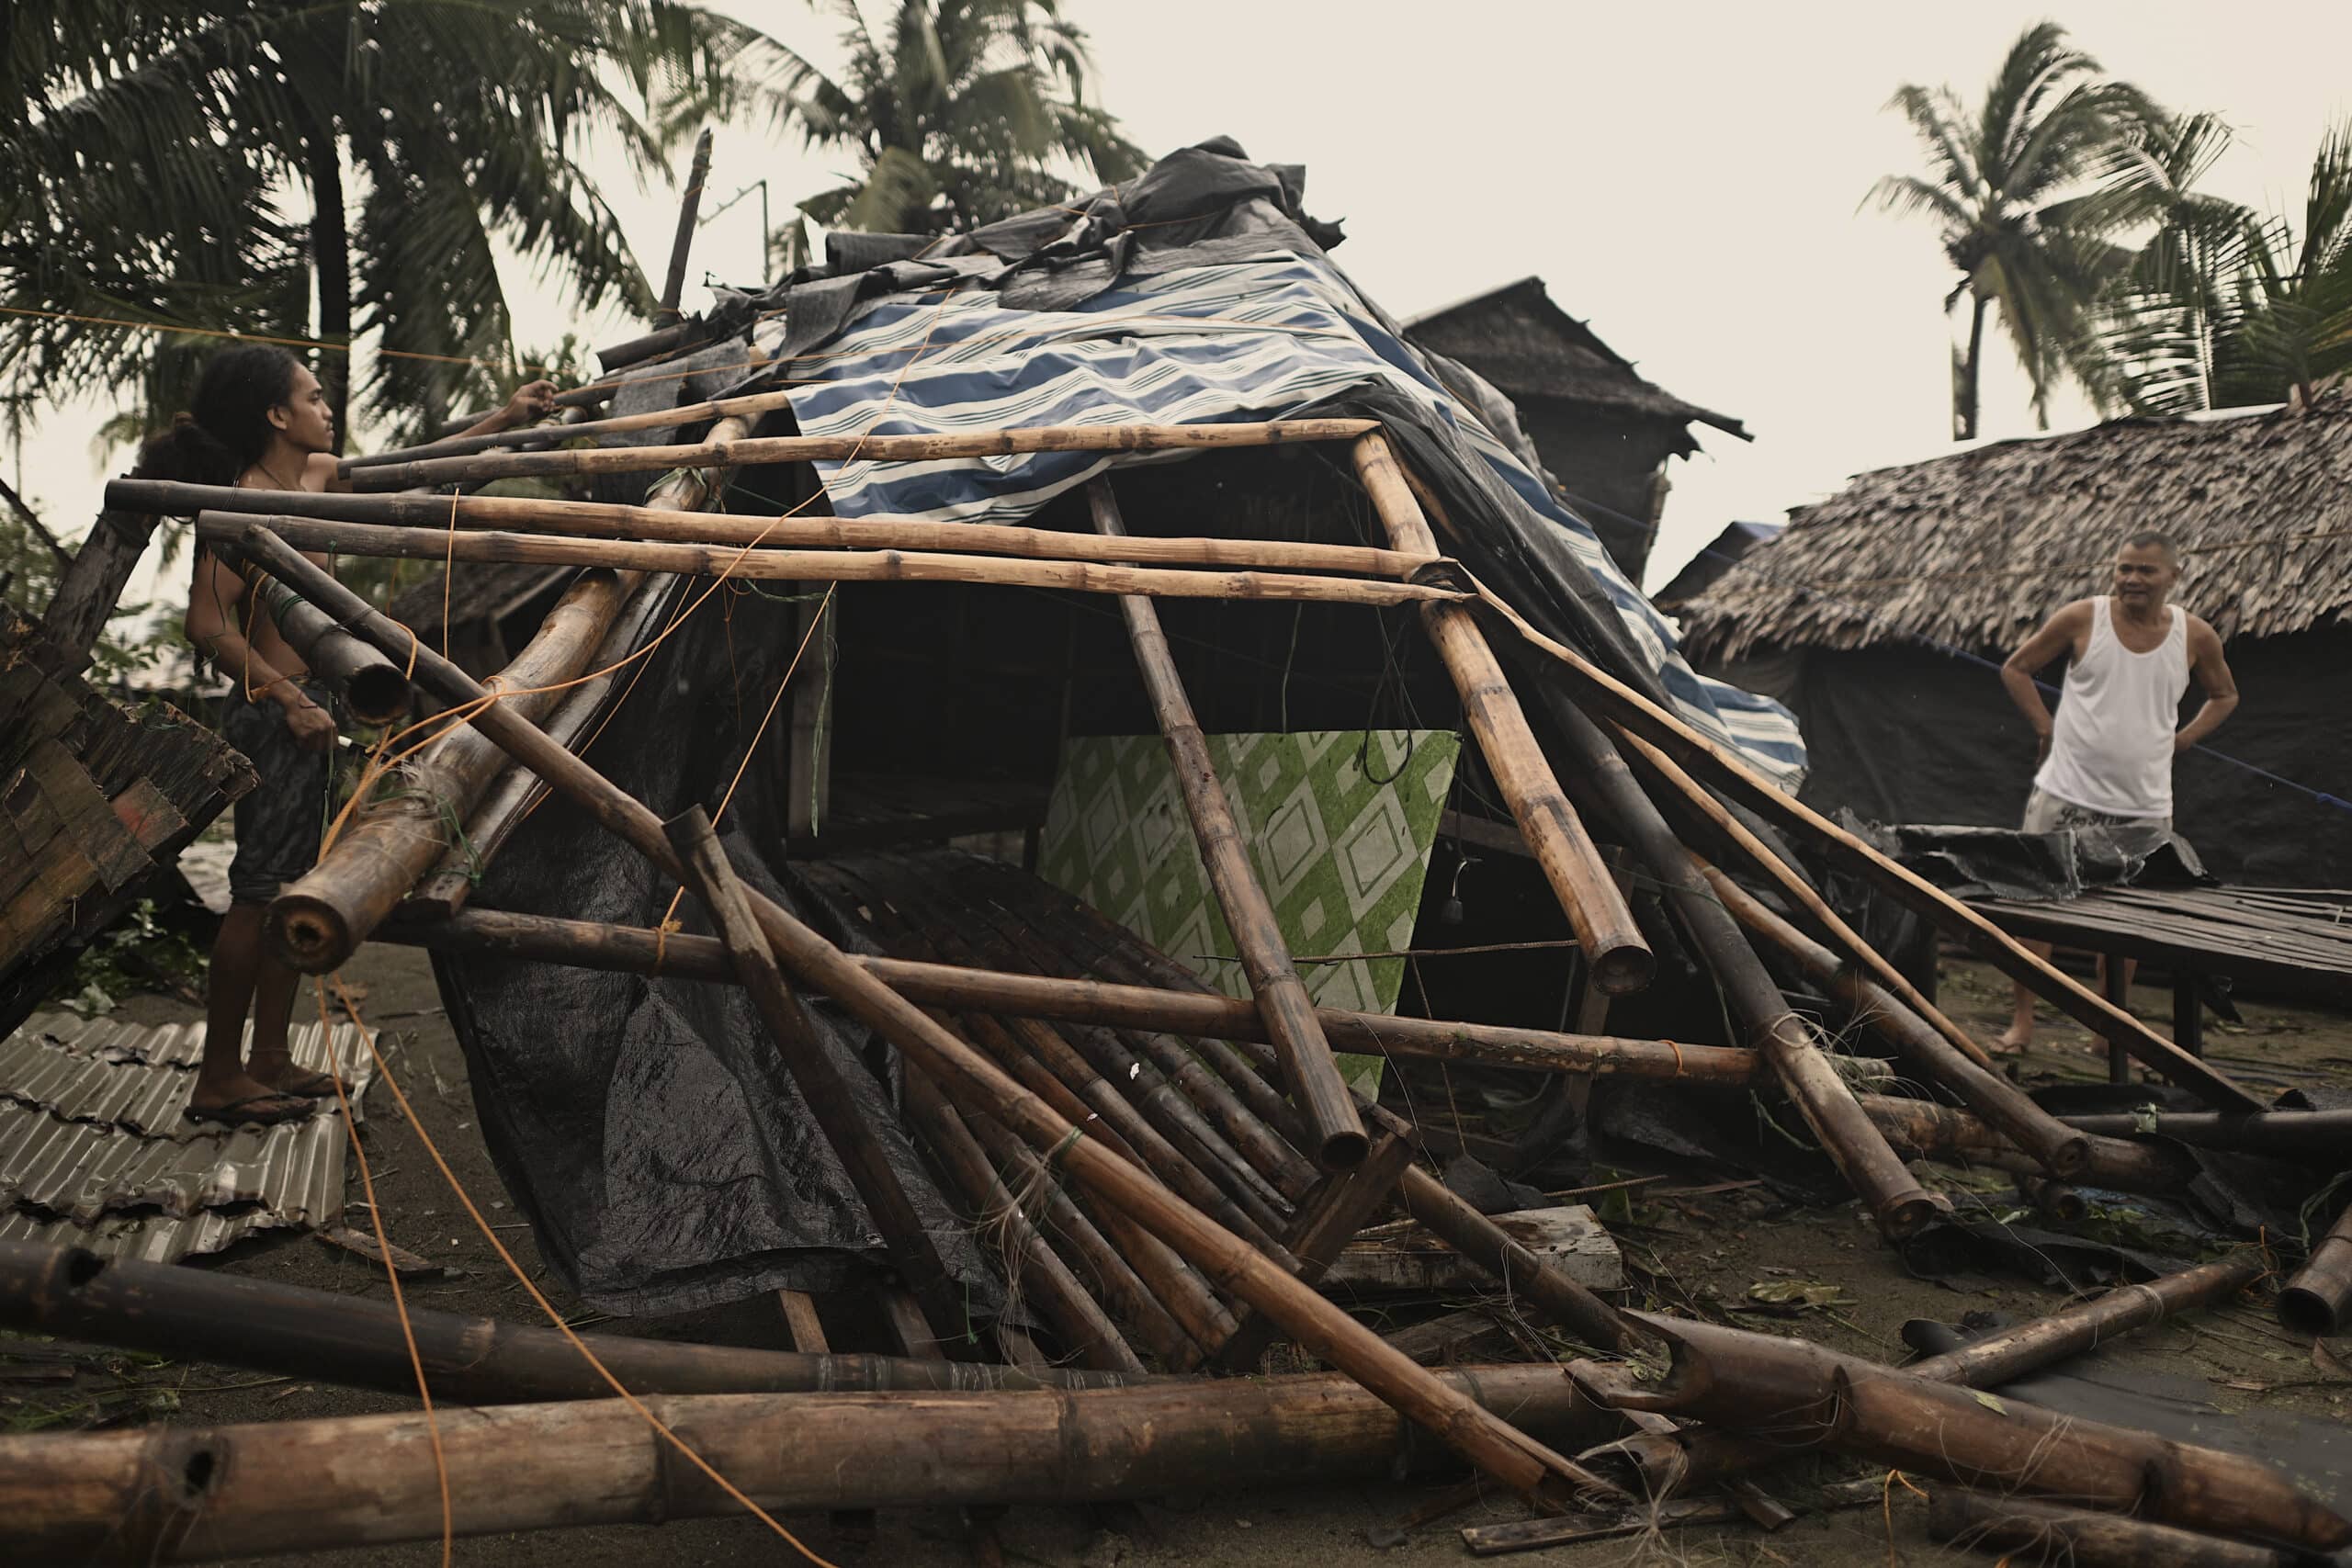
[1324,1204,1623,1294]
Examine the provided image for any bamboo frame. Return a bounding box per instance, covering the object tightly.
[347,417,1383,491]
[235,522,1626,1509]
[1091,479,1365,1171]
[1350,432,1652,994]
[109,477,1433,578]
[192,510,1457,608]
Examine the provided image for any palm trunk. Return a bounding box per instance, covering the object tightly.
[300,111,352,455]
[1954,291,1986,442]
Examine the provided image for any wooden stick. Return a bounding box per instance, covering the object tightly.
[1579,1315,2348,1551]
[193,510,1456,609]
[348,418,1383,491]
[236,523,1625,1510]
[1350,433,1651,994]
[2278,1202,2352,1337]
[380,904,1767,1085]
[0,1366,1623,1565]
[656,127,712,323]
[664,807,974,1358]
[1532,687,1945,1239]
[1615,728,2000,1074]
[1468,581,2263,1111]
[110,478,1432,579]
[1091,479,1366,1171]
[1696,860,2092,1179]
[1928,1488,2296,1568]
[0,1239,1128,1404]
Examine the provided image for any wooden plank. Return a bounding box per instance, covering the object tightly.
[775,1291,828,1353]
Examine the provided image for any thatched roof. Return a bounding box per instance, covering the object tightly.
[1404,276,1747,446]
[1676,398,2352,661]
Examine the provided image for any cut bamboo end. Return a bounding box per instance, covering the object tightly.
[1589,942,1657,996]
[266,897,350,975]
[343,665,413,728]
[2277,1222,2352,1337]
[1310,1127,1372,1173]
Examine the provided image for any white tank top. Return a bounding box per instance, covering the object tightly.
[2033,597,2189,818]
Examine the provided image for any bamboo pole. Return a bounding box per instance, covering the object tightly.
[1696,861,2092,1179]
[380,905,1767,1085]
[2278,1203,2352,1337]
[236,523,1625,1510]
[1599,1255,2264,1498]
[1928,1489,2296,1568]
[0,1366,1623,1565]
[897,1068,1146,1376]
[2055,1107,2352,1157]
[1578,1315,2348,1551]
[1467,583,2263,1112]
[0,1239,1129,1404]
[1350,433,1651,994]
[1091,479,1365,1171]
[255,411,757,974]
[240,570,411,726]
[110,477,1431,579]
[342,386,806,470]
[656,127,713,323]
[1615,728,2001,1074]
[1531,686,1946,1239]
[348,418,1383,491]
[664,807,974,1357]
[1857,1093,2196,1193]
[193,510,1456,609]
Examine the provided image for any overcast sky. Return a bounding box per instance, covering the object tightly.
[16,1,2352,617]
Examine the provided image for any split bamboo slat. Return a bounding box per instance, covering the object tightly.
[1465,581,2265,1111]
[191,511,1453,609]
[107,478,1430,578]
[1349,432,1652,994]
[1091,479,1365,1172]
[348,418,1383,491]
[233,522,1631,1510]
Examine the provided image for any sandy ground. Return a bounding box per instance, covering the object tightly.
[6,940,2349,1568]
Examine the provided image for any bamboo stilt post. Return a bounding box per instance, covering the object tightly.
[1089,479,1365,1171]
[663,807,974,1357]
[191,511,1453,609]
[1615,728,2000,1073]
[1349,433,1651,994]
[1696,861,2092,1179]
[899,1067,1147,1376]
[382,905,1765,1084]
[1928,1488,2296,1568]
[655,127,712,324]
[1857,1093,2196,1194]
[1577,1315,2347,1551]
[1531,686,1946,1239]
[107,478,1431,579]
[1598,1255,2264,1497]
[253,411,758,974]
[0,1239,1131,1404]
[349,418,1382,491]
[1465,583,2262,1111]
[2278,1203,2352,1337]
[0,1366,1625,1565]
[232,525,1623,1510]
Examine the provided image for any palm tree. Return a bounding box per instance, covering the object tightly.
[0,2,752,447]
[730,1,1145,268]
[2094,120,2352,414]
[1869,23,2157,439]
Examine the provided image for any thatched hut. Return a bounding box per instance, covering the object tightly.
[1404,276,1747,582]
[1674,400,2352,887]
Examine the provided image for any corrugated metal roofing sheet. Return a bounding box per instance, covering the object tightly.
[0,1011,372,1262]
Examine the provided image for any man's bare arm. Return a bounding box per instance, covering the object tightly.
[2001,602,2087,762]
[186,550,336,750]
[2174,617,2239,753]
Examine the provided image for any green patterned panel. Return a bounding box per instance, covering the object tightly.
[1039,730,1462,1093]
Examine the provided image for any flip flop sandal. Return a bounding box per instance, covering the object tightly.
[183,1092,317,1128]
[267,1068,351,1100]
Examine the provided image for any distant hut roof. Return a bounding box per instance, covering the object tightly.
[1403,276,1747,448]
[388,562,571,648]
[1675,399,2352,662]
[1653,521,1781,612]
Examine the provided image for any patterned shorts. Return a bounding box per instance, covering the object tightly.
[223,683,338,906]
[2021,787,2171,858]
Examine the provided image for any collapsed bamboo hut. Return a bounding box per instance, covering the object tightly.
[11,134,2348,1561]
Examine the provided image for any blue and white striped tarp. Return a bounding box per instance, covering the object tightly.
[778,252,1806,784]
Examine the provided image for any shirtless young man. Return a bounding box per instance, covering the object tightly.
[158,347,553,1123]
[1993,530,2239,1051]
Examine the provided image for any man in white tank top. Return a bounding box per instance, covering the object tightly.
[1991,531,2238,1050]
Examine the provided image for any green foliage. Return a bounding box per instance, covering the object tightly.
[707,1,1147,265]
[1870,23,2164,436]
[65,898,205,1017]
[0,2,759,448]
